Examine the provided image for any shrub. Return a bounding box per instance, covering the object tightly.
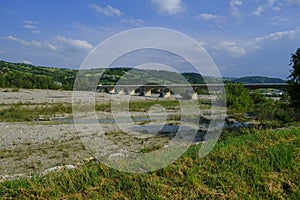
[225,83,253,113]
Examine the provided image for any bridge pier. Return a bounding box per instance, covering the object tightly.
[164,91,171,99]
[192,92,198,100]
[145,88,152,97]
[117,89,125,95]
[129,89,136,96]
[109,87,115,94]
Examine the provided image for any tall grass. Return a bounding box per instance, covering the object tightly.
[0,103,72,122]
[0,127,299,199]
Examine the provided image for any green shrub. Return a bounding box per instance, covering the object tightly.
[254,99,295,126]
[11,88,20,92]
[225,83,253,113]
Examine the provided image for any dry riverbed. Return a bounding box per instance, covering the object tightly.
[1,89,212,180]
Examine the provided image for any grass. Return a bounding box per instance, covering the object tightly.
[0,100,194,122]
[0,127,299,199]
[0,103,73,122]
[129,100,180,112]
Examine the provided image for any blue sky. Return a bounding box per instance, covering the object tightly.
[0,0,300,79]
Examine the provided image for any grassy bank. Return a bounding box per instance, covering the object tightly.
[0,127,299,199]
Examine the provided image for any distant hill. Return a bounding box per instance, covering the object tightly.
[0,60,208,90]
[0,60,77,90]
[230,76,286,84]
[181,73,204,84]
[0,60,287,90]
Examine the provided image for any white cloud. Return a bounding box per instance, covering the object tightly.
[90,4,122,17]
[7,35,93,52]
[253,5,264,16]
[255,30,296,42]
[22,60,32,65]
[121,17,144,26]
[268,0,277,6]
[197,13,218,21]
[215,40,247,57]
[271,16,289,25]
[56,36,93,50]
[230,0,243,18]
[272,6,281,11]
[22,20,41,34]
[12,37,40,48]
[6,36,31,46]
[267,0,281,11]
[32,40,42,47]
[47,43,57,51]
[31,30,41,34]
[288,0,300,6]
[22,24,37,29]
[196,13,225,27]
[245,29,299,51]
[150,0,184,15]
[90,4,143,26]
[232,0,243,6]
[23,20,38,25]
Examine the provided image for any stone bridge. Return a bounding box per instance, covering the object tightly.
[96,83,288,99]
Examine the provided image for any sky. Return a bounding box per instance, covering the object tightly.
[0,0,300,79]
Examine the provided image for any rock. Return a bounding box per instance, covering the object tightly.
[199,116,210,124]
[243,121,259,129]
[225,117,260,130]
[41,164,76,176]
[225,118,244,129]
[0,174,27,182]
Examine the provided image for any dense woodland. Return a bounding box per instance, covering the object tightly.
[0,61,76,90]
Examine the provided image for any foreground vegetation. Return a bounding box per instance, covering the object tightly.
[0,127,299,199]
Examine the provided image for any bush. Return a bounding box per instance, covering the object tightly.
[250,91,267,104]
[254,99,295,126]
[225,83,253,113]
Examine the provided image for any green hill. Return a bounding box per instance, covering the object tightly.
[231,76,286,84]
[0,61,206,90]
[0,61,287,90]
[0,61,77,90]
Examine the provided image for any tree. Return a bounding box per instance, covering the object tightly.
[0,73,4,87]
[287,48,300,110]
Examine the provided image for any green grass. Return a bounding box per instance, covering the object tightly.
[0,100,184,122]
[0,103,73,122]
[129,100,180,112]
[0,127,299,199]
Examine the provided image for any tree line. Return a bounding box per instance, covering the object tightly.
[0,61,76,90]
